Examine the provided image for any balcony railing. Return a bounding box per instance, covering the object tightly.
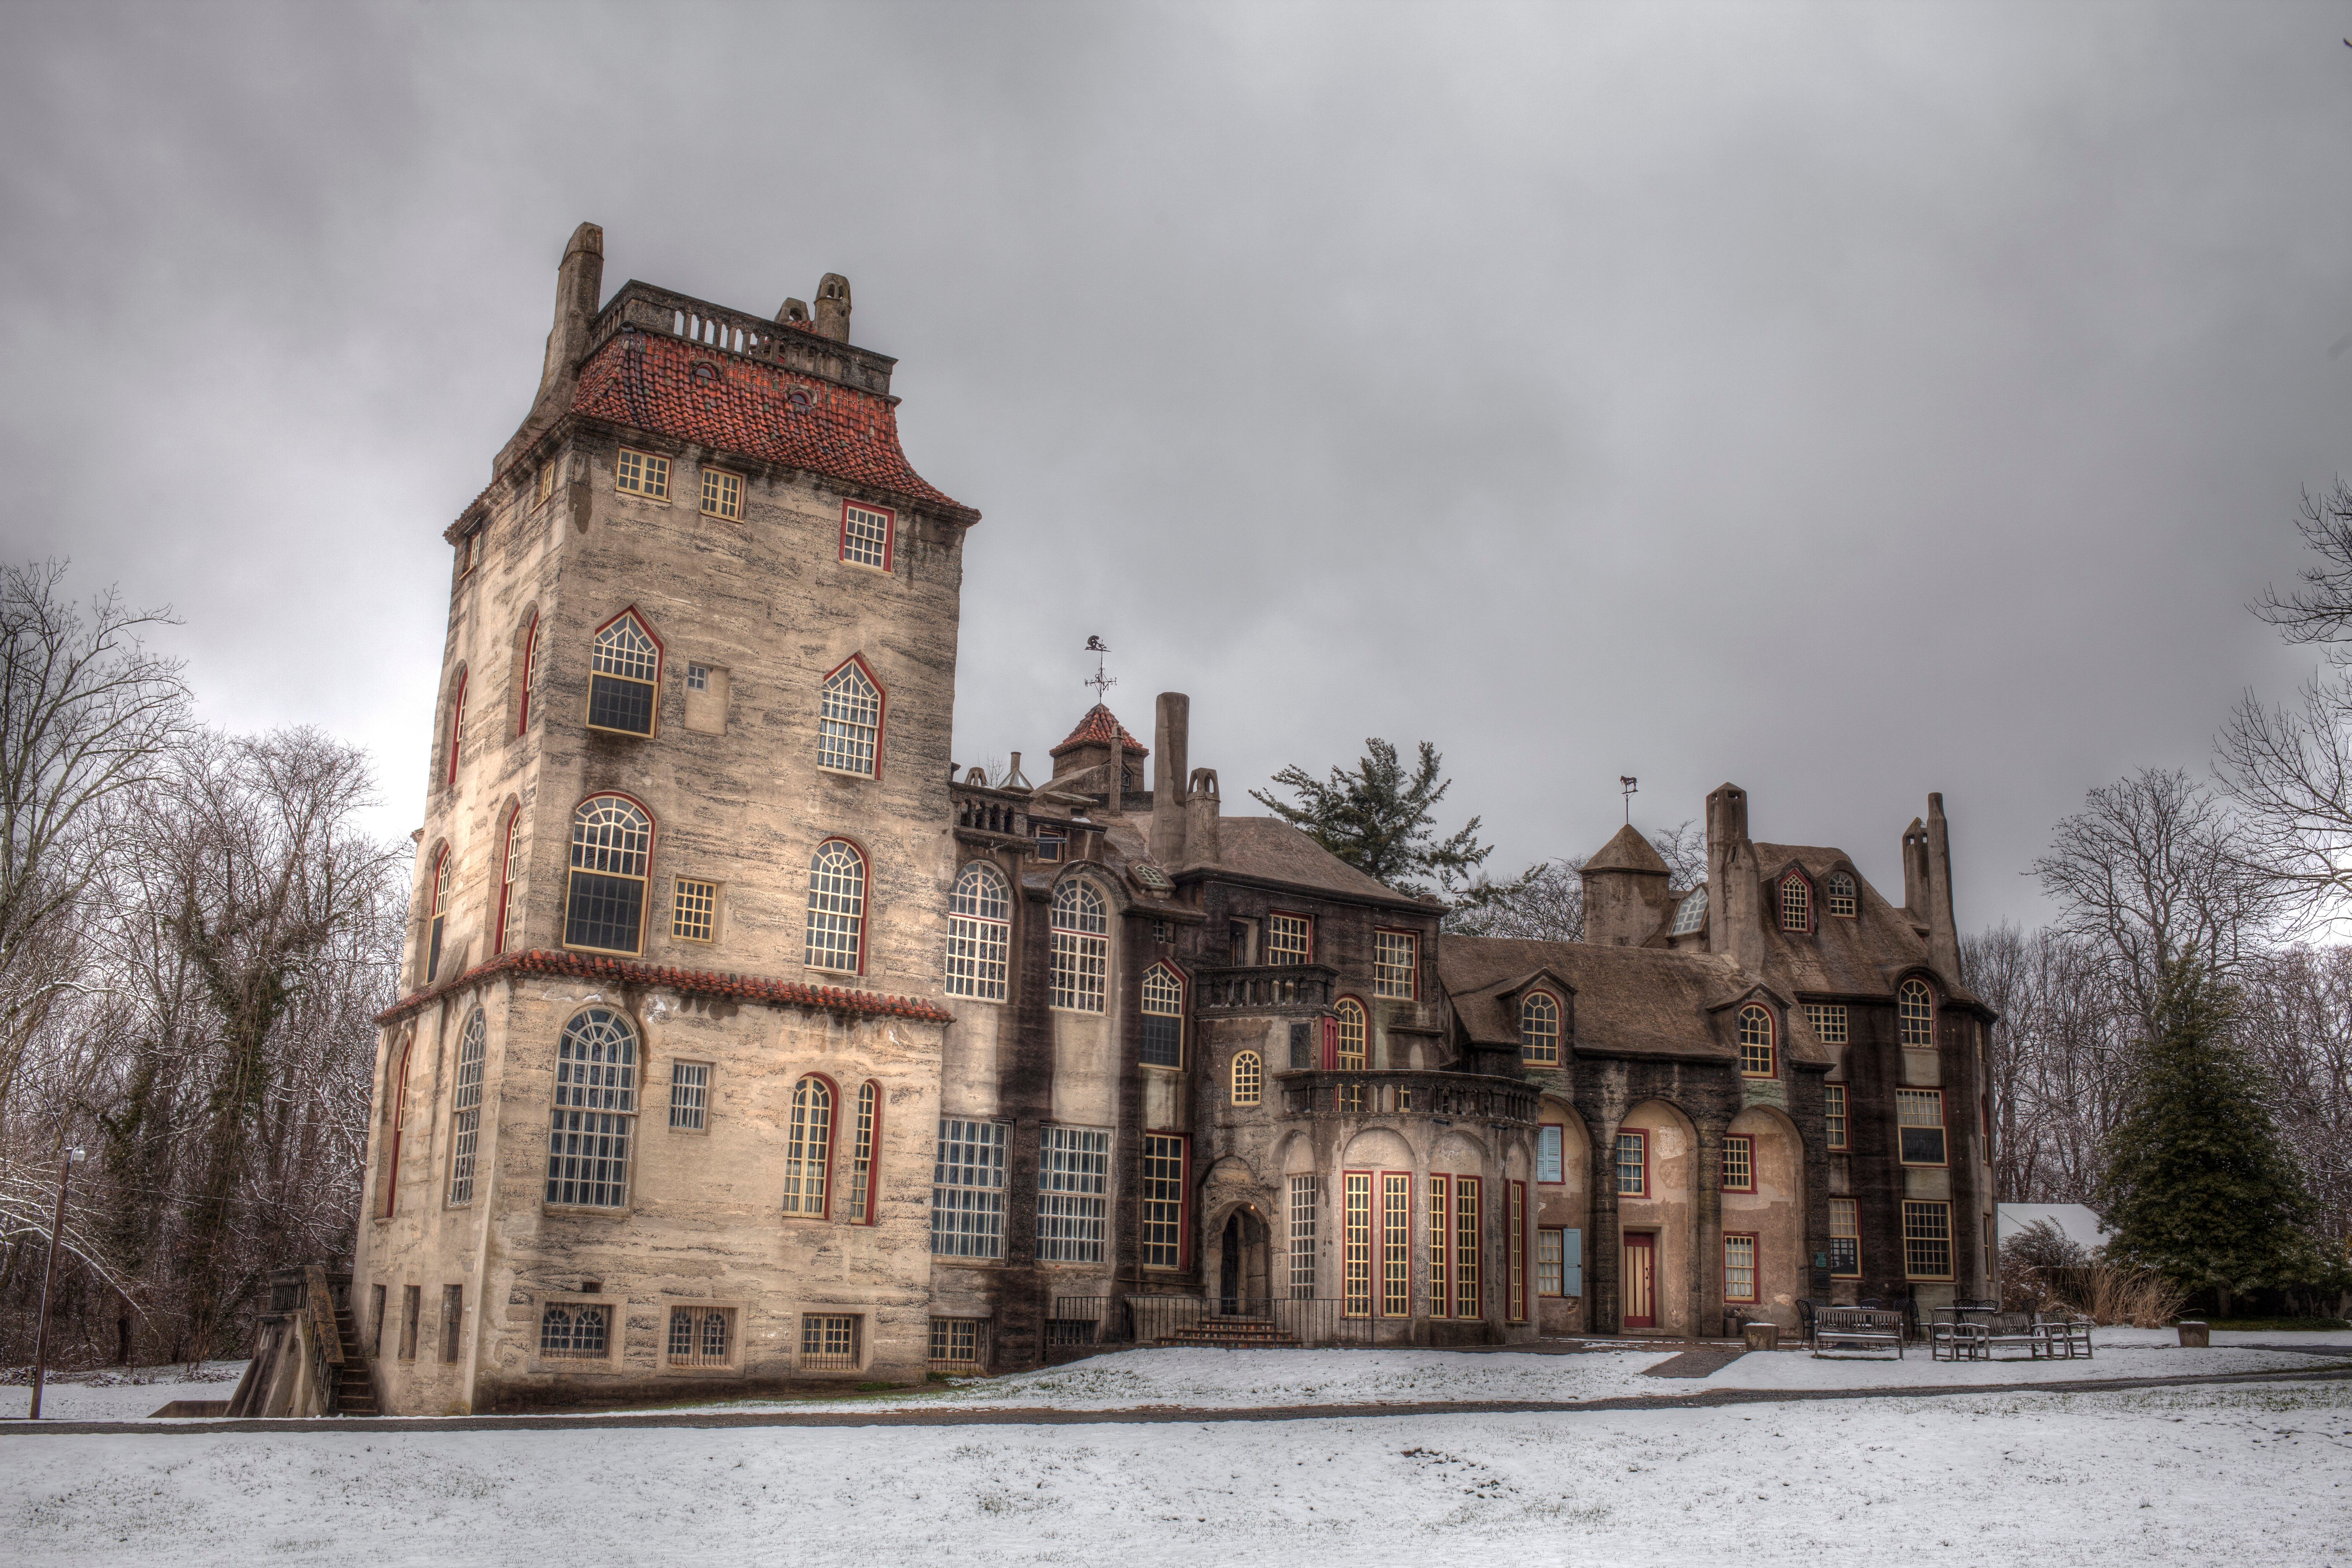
[1276,1069,1540,1126]
[951,781,1033,844]
[1194,964,1337,1014]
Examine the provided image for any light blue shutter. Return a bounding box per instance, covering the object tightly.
[1562,1228,1583,1297]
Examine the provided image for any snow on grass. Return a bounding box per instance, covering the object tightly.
[3,1378,2347,1565]
[1703,1336,2334,1392]
[0,1362,245,1422]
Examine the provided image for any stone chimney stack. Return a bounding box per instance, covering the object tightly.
[1705,782,1765,973]
[1924,793,1963,978]
[813,273,852,342]
[1185,768,1222,865]
[496,222,603,476]
[1901,818,1931,924]
[1150,692,1190,864]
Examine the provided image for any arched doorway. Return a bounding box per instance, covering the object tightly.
[1217,1207,1273,1312]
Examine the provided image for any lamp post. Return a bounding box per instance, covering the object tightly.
[27,1144,85,1421]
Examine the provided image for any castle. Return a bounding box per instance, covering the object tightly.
[351,224,1995,1413]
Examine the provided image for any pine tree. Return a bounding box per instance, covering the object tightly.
[2095,956,2341,1297]
[1249,738,1498,898]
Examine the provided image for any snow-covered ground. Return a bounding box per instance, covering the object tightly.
[3,1377,2346,1565]
[0,1362,245,1423]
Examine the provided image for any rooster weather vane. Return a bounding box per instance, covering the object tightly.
[1084,636,1116,702]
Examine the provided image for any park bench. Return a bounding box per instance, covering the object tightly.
[1810,1306,1905,1358]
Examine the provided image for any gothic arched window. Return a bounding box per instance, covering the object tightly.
[1520,991,1560,1065]
[445,671,467,787]
[1779,873,1811,933]
[817,657,882,776]
[1049,879,1108,1013]
[1140,963,1184,1065]
[446,1009,487,1206]
[1737,1005,1776,1077]
[587,610,660,735]
[545,1006,638,1209]
[946,861,1011,1000]
[1826,871,1858,919]
[494,808,520,955]
[565,795,652,955]
[805,840,867,973]
[516,611,538,735]
[1899,978,1936,1048]
[782,1075,834,1216]
[426,847,451,982]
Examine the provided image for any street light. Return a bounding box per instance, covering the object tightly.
[27,1144,86,1421]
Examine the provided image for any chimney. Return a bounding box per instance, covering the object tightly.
[1150,693,1190,864]
[497,222,603,477]
[813,273,852,342]
[1924,793,1962,979]
[1185,769,1222,866]
[1705,782,1765,972]
[1901,818,1930,924]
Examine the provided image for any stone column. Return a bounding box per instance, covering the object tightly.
[1694,1115,1728,1336]
[1589,1116,1621,1332]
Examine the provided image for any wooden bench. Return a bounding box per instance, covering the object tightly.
[1810,1307,1905,1358]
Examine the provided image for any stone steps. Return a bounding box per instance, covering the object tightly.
[1158,1316,1301,1350]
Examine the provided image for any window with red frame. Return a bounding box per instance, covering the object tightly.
[1724,1233,1759,1303]
[494,809,519,954]
[445,673,467,787]
[1614,1130,1647,1196]
[425,848,450,982]
[516,613,538,735]
[1738,1005,1776,1077]
[781,1075,834,1216]
[840,501,894,570]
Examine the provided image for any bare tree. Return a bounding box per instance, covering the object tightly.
[1963,923,2133,1203]
[2233,945,2352,1243]
[2249,478,2352,647]
[1447,857,1586,941]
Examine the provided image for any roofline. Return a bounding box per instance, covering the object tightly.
[1169,864,1435,915]
[375,947,954,1028]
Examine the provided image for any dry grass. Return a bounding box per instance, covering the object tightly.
[2061,1264,2191,1328]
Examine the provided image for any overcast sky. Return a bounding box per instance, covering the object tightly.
[4,1,2347,930]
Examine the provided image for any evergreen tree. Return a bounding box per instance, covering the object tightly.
[2095,956,2343,1297]
[1250,738,1500,898]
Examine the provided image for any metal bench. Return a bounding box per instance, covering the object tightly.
[1810,1306,1905,1358]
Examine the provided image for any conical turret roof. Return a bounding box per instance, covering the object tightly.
[1585,822,1670,875]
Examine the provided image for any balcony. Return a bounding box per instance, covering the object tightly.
[1276,1069,1540,1127]
[951,781,1034,849]
[1194,964,1337,1014]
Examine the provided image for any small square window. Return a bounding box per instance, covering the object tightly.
[535,462,555,505]
[1805,1003,1849,1044]
[616,448,670,499]
[841,502,893,569]
[800,1313,861,1369]
[686,663,709,692]
[1267,913,1312,965]
[667,1305,733,1367]
[928,1316,988,1372]
[673,878,717,942]
[700,468,742,521]
[669,1061,710,1130]
[1034,835,1064,863]
[538,1301,609,1359]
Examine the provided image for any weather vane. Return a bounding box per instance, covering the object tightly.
[1084,635,1116,702]
[1620,775,1638,824]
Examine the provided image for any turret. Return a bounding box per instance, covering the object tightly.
[1580,823,1671,946]
[813,273,852,342]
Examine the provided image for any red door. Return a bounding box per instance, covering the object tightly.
[1622,1232,1657,1328]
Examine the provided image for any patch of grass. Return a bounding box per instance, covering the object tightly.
[856,1380,908,1392]
[2193,1317,2351,1333]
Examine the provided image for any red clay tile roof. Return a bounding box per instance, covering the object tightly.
[1050,703,1149,758]
[568,329,979,524]
[374,948,954,1028]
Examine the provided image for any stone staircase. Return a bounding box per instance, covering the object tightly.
[1157,1315,1301,1350]
[330,1299,378,1417]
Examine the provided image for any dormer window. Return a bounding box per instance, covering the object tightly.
[1826,872,1858,918]
[1778,873,1811,933]
[1737,1005,1776,1077]
[1520,991,1560,1065]
[1668,886,1707,936]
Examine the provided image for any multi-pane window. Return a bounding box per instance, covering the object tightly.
[445,673,467,787]
[1049,880,1108,1013]
[1898,1089,1947,1166]
[1140,1135,1186,1270]
[1230,1050,1262,1106]
[1721,1133,1754,1192]
[668,1061,710,1131]
[1288,1175,1318,1299]
[1037,1125,1110,1263]
[1341,1172,1371,1317]
[545,1007,637,1208]
[800,1314,859,1370]
[672,877,717,941]
[928,1317,987,1372]
[615,447,670,498]
[566,795,652,954]
[1805,1003,1849,1044]
[1829,1197,1861,1277]
[699,467,742,520]
[1615,1130,1648,1197]
[817,659,882,776]
[1537,1124,1563,1184]
[587,612,660,735]
[1824,1083,1849,1150]
[494,807,519,954]
[1537,1228,1565,1297]
[685,663,708,691]
[1826,872,1858,918]
[840,501,893,569]
[1508,1182,1527,1323]
[1454,1177,1481,1319]
[1380,1172,1411,1317]
[803,840,865,972]
[846,1081,878,1223]
[1898,979,1936,1048]
[515,614,538,737]
[1333,998,1368,1069]
[782,1076,834,1215]
[1373,931,1417,999]
[539,1302,609,1358]
[1668,885,1708,936]
[946,862,1011,1001]
[536,461,556,506]
[930,1118,1007,1258]
[1903,1199,1953,1280]
[1427,1175,1451,1316]
[1521,991,1560,1064]
[1779,874,1810,932]
[446,1009,487,1206]
[667,1306,732,1368]
[1266,913,1311,965]
[1139,963,1183,1065]
[426,848,450,982]
[1738,1005,1776,1077]
[1724,1233,1758,1303]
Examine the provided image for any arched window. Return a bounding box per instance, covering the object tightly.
[1140,963,1184,1065]
[1334,998,1367,1070]
[587,611,660,735]
[817,658,882,776]
[494,808,520,955]
[1231,1050,1263,1106]
[782,1075,834,1216]
[447,1009,487,1206]
[565,795,652,955]
[846,1081,879,1223]
[545,1006,638,1208]
[1826,871,1858,919]
[1898,978,1936,1048]
[382,1035,413,1218]
[946,861,1010,1000]
[1737,1004,1775,1077]
[1049,879,1108,1013]
[1668,885,1708,936]
[445,673,467,787]
[1779,873,1811,933]
[1520,991,1560,1065]
[426,848,451,982]
[805,839,866,972]
[516,612,538,735]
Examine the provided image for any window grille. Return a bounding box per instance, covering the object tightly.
[946,863,1011,1000]
[817,660,881,776]
[1230,1050,1263,1106]
[566,796,652,954]
[1037,1125,1110,1262]
[1902,1200,1953,1280]
[1898,1089,1947,1166]
[841,502,892,569]
[668,1060,709,1131]
[1738,1006,1775,1077]
[1341,1172,1371,1317]
[446,1009,487,1205]
[426,849,449,982]
[667,1306,733,1367]
[1668,885,1708,936]
[1824,1083,1849,1150]
[1898,979,1936,1048]
[782,1076,834,1215]
[539,1302,609,1358]
[1520,991,1560,1064]
[588,614,659,735]
[930,1118,1007,1258]
[1724,1234,1758,1303]
[1428,1175,1450,1318]
[1721,1133,1753,1191]
[615,447,669,498]
[700,468,742,520]
[545,1008,637,1207]
[1049,880,1108,1013]
[1826,872,1858,918]
[1139,964,1183,1065]
[1140,1135,1186,1270]
[928,1317,988,1372]
[1537,1124,1563,1184]
[1266,913,1311,965]
[804,840,865,972]
[1537,1228,1565,1297]
[1288,1175,1318,1299]
[1381,1172,1411,1317]
[1829,1197,1861,1277]
[1454,1177,1481,1319]
[685,663,709,692]
[1805,1003,1848,1044]
[672,877,717,942]
[1779,875,1810,932]
[800,1313,859,1370]
[847,1082,878,1223]
[1373,931,1416,999]
[1615,1131,1647,1197]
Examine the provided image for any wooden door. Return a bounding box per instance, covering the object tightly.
[1622,1232,1656,1328]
